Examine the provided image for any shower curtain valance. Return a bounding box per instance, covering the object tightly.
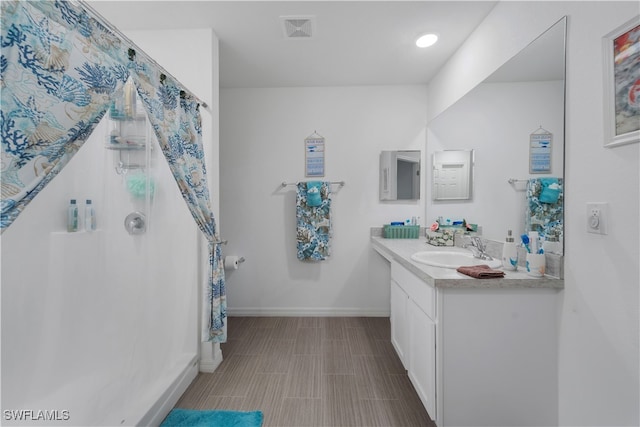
[0,0,226,342]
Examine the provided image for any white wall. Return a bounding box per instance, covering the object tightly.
[427,2,639,425]
[220,85,427,315]
[427,80,564,240]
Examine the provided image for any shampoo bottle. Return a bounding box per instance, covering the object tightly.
[123,78,137,119]
[85,199,96,231]
[502,229,518,271]
[67,199,78,232]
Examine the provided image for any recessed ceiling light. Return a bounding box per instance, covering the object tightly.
[416,33,438,48]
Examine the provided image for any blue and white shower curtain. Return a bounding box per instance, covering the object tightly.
[1,0,126,229]
[1,0,225,342]
[130,66,226,342]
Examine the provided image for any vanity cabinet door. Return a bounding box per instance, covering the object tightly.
[408,299,436,420]
[390,279,409,369]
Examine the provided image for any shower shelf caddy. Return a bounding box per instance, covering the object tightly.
[105,102,152,174]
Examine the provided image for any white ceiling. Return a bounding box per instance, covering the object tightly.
[87,1,498,88]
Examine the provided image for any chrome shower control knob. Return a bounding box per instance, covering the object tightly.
[124,212,146,235]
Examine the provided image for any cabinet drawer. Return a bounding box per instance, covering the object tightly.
[391,261,436,319]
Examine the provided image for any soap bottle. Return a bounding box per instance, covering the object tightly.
[84,199,96,231]
[502,229,518,271]
[67,199,78,232]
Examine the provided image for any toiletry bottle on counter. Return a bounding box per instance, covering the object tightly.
[67,199,78,232]
[543,235,561,254]
[528,231,540,254]
[502,229,518,271]
[85,199,96,231]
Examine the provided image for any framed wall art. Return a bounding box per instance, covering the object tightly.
[603,16,640,148]
[305,131,325,177]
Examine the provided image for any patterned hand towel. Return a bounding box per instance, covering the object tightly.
[297,181,331,261]
[456,264,505,278]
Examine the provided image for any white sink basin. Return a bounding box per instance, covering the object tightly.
[411,250,502,269]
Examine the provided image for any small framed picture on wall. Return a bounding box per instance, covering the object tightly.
[602,16,640,148]
[305,131,325,177]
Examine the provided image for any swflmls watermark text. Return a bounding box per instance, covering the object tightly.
[4,409,70,421]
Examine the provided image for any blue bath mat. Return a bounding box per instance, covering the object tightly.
[160,408,263,427]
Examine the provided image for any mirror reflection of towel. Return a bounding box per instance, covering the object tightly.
[538,178,560,204]
[527,178,563,240]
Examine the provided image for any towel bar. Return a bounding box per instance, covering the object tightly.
[281,180,345,187]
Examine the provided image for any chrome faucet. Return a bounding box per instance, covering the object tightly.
[465,236,493,260]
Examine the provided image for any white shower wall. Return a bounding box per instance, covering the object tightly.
[1,114,199,426]
[0,27,217,427]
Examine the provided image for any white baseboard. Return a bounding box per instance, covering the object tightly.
[227,307,390,317]
[199,343,224,373]
[137,355,199,427]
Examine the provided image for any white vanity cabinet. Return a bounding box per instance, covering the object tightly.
[386,255,559,427]
[390,260,437,420]
[436,287,558,427]
[389,278,409,367]
[407,299,436,418]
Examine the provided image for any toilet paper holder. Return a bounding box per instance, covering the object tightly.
[224,255,246,271]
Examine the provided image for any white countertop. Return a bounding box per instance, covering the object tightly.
[371,236,564,289]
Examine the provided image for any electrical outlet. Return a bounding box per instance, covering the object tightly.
[586,202,608,234]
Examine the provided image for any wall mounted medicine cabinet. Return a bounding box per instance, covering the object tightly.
[379,150,421,201]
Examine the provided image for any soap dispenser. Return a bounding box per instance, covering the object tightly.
[502,229,518,271]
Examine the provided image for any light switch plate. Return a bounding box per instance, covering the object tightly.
[586,202,608,235]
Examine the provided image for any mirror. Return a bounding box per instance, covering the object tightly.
[426,17,566,245]
[379,150,421,201]
[432,149,474,200]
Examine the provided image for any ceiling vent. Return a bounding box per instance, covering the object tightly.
[281,16,315,39]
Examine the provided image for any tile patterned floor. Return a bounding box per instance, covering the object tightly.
[174,317,435,427]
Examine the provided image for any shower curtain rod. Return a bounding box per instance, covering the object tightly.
[77,0,209,110]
